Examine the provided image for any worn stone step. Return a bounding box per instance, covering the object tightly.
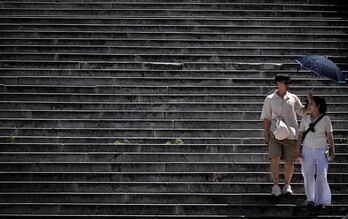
[1,76,347,87]
[1,17,348,26]
[0,204,347,218]
[1,110,347,120]
[0,192,347,204]
[1,38,348,48]
[1,2,344,10]
[2,45,347,56]
[0,203,293,217]
[1,162,347,173]
[1,142,347,153]
[1,119,348,129]
[0,152,271,162]
[1,68,347,79]
[1,171,347,183]
[0,76,336,85]
[1,30,347,42]
[3,0,346,4]
[0,136,294,144]
[2,85,347,96]
[1,181,348,194]
[0,8,341,17]
[1,93,347,103]
[2,24,347,35]
[1,53,347,63]
[1,101,347,112]
[1,152,347,163]
[1,127,347,139]
[1,61,347,72]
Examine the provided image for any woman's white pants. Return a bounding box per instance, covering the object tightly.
[302,146,331,205]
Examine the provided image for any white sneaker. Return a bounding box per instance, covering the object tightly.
[271,185,281,197]
[282,184,293,196]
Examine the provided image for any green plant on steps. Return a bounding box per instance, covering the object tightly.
[6,135,16,143]
[165,138,184,145]
[113,139,130,145]
[339,137,348,144]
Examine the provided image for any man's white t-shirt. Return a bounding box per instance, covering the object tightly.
[260,90,305,140]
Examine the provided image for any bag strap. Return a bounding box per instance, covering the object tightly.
[302,113,326,140]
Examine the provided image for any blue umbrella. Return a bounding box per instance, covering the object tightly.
[295,55,346,84]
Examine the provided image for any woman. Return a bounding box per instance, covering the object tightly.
[297,96,335,208]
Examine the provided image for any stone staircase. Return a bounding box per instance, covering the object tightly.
[0,0,347,218]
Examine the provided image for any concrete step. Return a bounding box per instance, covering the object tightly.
[0,181,347,193]
[0,192,347,204]
[2,85,347,96]
[1,38,348,48]
[3,0,346,4]
[0,126,347,139]
[0,2,345,10]
[1,76,347,87]
[1,17,348,26]
[1,152,347,163]
[1,53,347,63]
[0,61,347,71]
[0,136,301,144]
[0,204,347,218]
[0,8,341,17]
[1,110,347,120]
[1,68,347,78]
[1,171,346,183]
[1,45,347,56]
[1,93,347,103]
[1,31,347,42]
[1,119,348,129]
[0,152,272,162]
[1,143,347,153]
[2,24,348,35]
[1,162,347,173]
[1,101,347,112]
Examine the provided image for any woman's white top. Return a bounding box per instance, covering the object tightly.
[299,115,333,149]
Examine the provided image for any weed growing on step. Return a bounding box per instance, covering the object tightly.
[339,137,348,144]
[113,139,130,145]
[165,138,184,145]
[6,135,16,143]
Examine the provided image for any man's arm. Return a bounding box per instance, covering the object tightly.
[263,119,271,145]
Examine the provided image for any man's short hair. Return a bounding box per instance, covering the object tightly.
[275,74,291,84]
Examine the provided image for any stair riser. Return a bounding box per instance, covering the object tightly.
[0,9,342,17]
[0,163,347,173]
[0,172,346,183]
[1,32,347,41]
[0,193,347,204]
[1,111,348,120]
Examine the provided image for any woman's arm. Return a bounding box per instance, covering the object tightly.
[296,131,304,158]
[327,132,335,161]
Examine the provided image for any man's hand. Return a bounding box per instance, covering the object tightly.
[264,132,270,145]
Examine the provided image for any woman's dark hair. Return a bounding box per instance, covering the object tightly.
[312,96,327,114]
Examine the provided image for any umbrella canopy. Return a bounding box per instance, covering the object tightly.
[295,55,346,84]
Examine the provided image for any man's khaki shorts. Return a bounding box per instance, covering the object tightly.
[268,135,297,162]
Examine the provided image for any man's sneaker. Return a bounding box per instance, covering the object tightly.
[282,184,293,196]
[271,185,281,197]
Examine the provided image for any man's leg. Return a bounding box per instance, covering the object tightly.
[282,140,297,195]
[269,138,282,196]
[270,156,280,185]
[284,160,294,185]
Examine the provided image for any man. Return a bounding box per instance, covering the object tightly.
[261,74,310,196]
